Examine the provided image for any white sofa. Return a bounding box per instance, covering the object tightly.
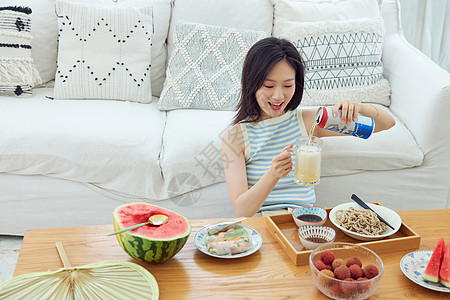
[1,0,449,235]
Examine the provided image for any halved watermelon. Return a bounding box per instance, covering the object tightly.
[113,203,191,263]
[422,237,445,283]
[439,242,450,288]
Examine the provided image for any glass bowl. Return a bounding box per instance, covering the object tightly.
[298,225,336,250]
[309,242,384,300]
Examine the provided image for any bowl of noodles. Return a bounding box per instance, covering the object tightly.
[329,202,402,241]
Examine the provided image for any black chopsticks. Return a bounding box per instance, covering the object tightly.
[351,194,395,230]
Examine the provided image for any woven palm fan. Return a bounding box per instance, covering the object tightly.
[0,242,159,300]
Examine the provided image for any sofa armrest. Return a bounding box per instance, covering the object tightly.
[381,1,450,154]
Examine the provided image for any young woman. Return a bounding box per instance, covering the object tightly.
[222,37,395,217]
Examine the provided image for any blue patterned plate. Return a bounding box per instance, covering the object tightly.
[400,250,450,292]
[194,225,262,259]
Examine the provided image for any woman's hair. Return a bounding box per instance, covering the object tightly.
[232,37,305,125]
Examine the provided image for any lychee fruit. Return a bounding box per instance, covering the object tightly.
[325,264,333,271]
[356,277,368,281]
[329,284,341,298]
[320,250,335,265]
[334,265,351,280]
[341,278,357,295]
[332,258,344,270]
[356,277,371,291]
[319,269,335,284]
[363,264,379,279]
[346,256,362,268]
[320,269,335,278]
[349,264,363,279]
[314,260,327,271]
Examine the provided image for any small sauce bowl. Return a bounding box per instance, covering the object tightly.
[298,225,336,250]
[292,206,327,227]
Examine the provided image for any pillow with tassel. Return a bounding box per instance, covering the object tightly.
[0,6,41,97]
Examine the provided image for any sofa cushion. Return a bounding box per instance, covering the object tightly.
[271,0,381,30]
[161,105,423,196]
[168,0,273,54]
[319,105,424,176]
[145,0,172,98]
[54,0,153,103]
[158,22,268,111]
[0,88,166,200]
[15,0,59,84]
[160,109,235,198]
[0,6,41,97]
[16,0,171,97]
[273,0,390,107]
[277,17,391,106]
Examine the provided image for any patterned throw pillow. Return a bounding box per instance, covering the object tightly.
[54,0,153,103]
[0,6,41,97]
[277,17,391,106]
[158,23,268,111]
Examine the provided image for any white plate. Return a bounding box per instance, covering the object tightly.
[400,250,450,293]
[329,202,402,241]
[194,225,262,258]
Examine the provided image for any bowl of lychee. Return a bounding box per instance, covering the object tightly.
[309,242,384,300]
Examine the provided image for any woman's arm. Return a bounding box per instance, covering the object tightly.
[331,101,396,133]
[221,124,293,217]
[302,101,396,137]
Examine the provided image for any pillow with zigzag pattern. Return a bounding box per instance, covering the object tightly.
[54,0,152,103]
[276,17,391,107]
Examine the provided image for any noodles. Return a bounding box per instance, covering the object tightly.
[334,207,388,236]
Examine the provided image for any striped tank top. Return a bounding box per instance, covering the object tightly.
[240,109,316,211]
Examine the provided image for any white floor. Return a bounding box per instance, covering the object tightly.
[0,236,23,284]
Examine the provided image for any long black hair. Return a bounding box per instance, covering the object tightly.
[232,37,305,125]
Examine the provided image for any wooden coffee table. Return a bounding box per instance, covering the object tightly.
[14,209,450,299]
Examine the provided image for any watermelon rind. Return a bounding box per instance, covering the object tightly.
[113,203,192,264]
[439,242,450,288]
[422,237,445,283]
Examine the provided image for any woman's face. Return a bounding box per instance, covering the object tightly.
[255,59,296,121]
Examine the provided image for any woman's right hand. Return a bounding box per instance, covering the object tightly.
[269,144,293,179]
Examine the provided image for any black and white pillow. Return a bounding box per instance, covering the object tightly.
[0,6,41,97]
[279,17,391,106]
[54,0,153,103]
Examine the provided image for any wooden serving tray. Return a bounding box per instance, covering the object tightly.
[265,204,421,266]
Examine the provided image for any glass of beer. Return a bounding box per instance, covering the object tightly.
[290,136,322,186]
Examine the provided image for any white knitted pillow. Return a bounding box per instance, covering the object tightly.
[54,0,152,103]
[277,17,391,106]
[158,23,268,111]
[0,6,41,97]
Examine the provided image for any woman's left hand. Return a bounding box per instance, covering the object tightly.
[332,100,361,125]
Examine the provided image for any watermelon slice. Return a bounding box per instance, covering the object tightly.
[422,237,445,283]
[112,203,191,263]
[439,242,450,288]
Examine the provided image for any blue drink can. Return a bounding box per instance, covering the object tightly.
[315,106,374,139]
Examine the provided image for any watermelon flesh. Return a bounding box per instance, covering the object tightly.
[440,242,450,288]
[116,203,189,239]
[113,203,191,264]
[422,237,445,283]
